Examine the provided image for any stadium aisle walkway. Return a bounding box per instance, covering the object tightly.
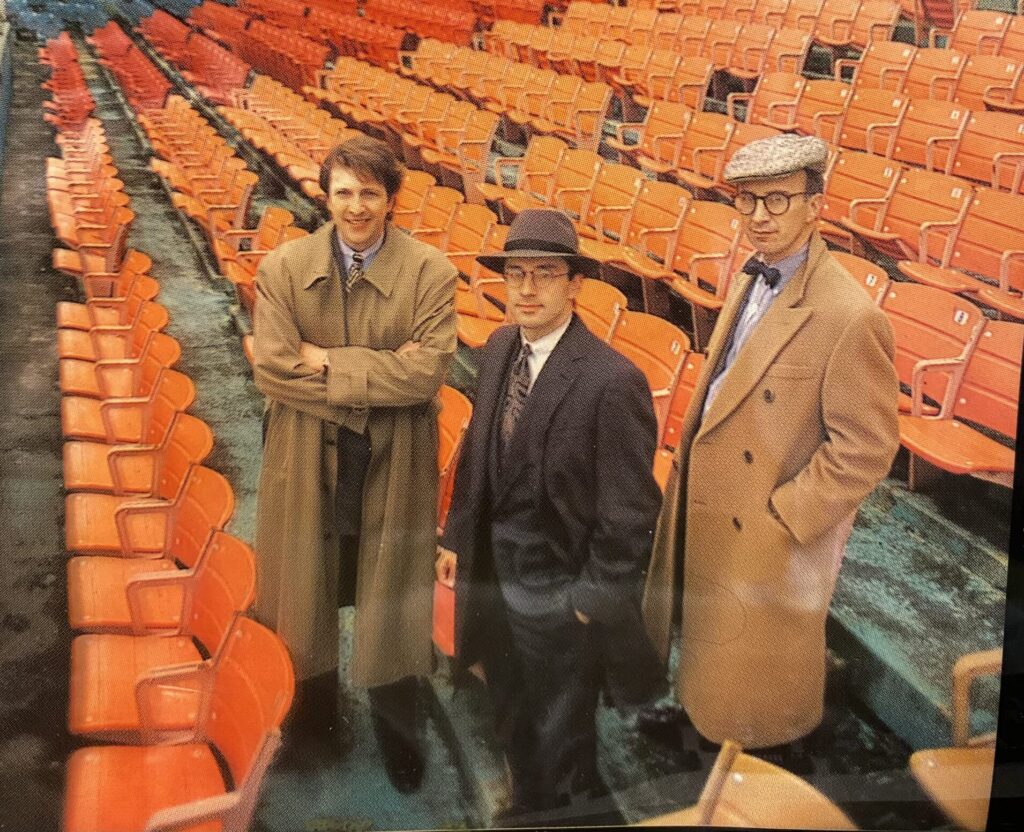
[0,36,72,832]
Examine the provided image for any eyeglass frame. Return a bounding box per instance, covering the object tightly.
[733,190,810,216]
[502,263,572,288]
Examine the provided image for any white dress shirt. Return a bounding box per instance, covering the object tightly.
[521,316,572,392]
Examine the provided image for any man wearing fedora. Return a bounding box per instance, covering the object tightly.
[436,208,666,821]
[640,134,899,770]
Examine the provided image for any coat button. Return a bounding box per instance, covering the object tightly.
[763,388,775,403]
[743,450,753,464]
[732,517,742,531]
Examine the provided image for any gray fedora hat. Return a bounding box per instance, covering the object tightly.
[477,208,600,279]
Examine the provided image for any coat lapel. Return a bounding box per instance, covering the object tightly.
[696,234,828,440]
[495,316,589,504]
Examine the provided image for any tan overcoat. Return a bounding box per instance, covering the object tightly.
[642,232,899,748]
[251,222,457,686]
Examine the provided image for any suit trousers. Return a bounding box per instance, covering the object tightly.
[336,428,417,739]
[478,578,603,813]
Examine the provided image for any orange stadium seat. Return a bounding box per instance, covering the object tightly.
[897,187,1024,298]
[575,278,628,342]
[476,135,568,215]
[881,280,986,416]
[573,162,645,243]
[61,363,194,444]
[674,111,737,191]
[910,649,1001,831]
[727,71,807,127]
[62,411,213,496]
[579,179,691,290]
[840,167,972,261]
[836,87,909,154]
[438,385,472,532]
[532,147,604,220]
[656,200,745,348]
[637,740,857,828]
[832,250,890,305]
[67,535,256,741]
[929,9,1011,54]
[56,301,169,363]
[899,320,1021,488]
[63,617,294,832]
[609,309,690,432]
[56,255,158,331]
[819,150,902,249]
[63,457,233,558]
[952,53,1022,111]
[901,47,966,101]
[59,326,180,401]
[608,99,691,176]
[938,111,1024,192]
[834,39,915,89]
[213,206,296,275]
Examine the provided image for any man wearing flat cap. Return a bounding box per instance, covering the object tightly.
[640,134,900,768]
[436,208,666,821]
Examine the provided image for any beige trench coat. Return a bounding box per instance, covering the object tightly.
[643,232,899,748]
[251,222,457,686]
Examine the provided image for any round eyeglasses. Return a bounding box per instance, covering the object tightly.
[502,265,570,288]
[734,190,809,216]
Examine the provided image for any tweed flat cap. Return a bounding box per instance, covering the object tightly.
[723,134,829,183]
[477,208,600,278]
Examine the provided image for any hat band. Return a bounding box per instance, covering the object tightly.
[504,237,578,256]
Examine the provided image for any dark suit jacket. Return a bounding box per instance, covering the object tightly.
[441,314,666,706]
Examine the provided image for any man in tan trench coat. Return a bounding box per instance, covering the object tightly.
[252,136,457,792]
[641,134,900,769]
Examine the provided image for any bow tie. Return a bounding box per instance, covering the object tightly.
[742,257,782,289]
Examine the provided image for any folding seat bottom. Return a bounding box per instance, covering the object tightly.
[64,743,224,832]
[67,555,181,632]
[65,492,168,554]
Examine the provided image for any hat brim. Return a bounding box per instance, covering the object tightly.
[476,249,601,280]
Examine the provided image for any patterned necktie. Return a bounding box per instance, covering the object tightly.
[742,255,782,289]
[499,342,532,461]
[347,251,364,291]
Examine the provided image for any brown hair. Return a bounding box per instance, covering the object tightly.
[319,135,405,198]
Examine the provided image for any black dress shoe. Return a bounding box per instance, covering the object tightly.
[372,713,425,793]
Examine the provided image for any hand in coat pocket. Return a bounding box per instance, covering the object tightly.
[435,545,457,588]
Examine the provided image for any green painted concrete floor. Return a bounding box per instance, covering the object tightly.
[0,30,1011,831]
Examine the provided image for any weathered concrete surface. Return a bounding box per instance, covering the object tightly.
[0,37,73,832]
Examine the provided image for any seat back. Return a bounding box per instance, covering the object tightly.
[393,169,437,226]
[725,22,775,75]
[903,47,967,101]
[579,162,644,240]
[749,0,790,26]
[661,350,706,451]
[949,111,1024,192]
[438,385,472,529]
[187,531,257,658]
[846,39,914,89]
[881,281,985,406]
[946,9,1010,55]
[622,180,692,267]
[745,71,806,126]
[673,56,714,110]
[576,278,627,341]
[831,251,890,304]
[671,200,744,294]
[126,302,170,358]
[766,26,812,73]
[551,149,604,219]
[640,48,682,99]
[838,87,908,154]
[202,618,295,809]
[140,374,195,446]
[820,149,901,230]
[945,187,1024,292]
[149,412,213,501]
[651,13,685,50]
[678,111,735,182]
[890,99,969,171]
[677,15,713,58]
[877,167,973,259]
[610,309,690,427]
[1000,14,1024,65]
[954,53,1022,110]
[792,79,852,142]
[952,320,1023,439]
[415,186,465,234]
[512,135,568,201]
[782,0,825,32]
[705,742,857,829]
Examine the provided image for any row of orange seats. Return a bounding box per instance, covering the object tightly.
[38,32,96,132]
[541,0,902,54]
[365,0,477,45]
[237,18,331,92]
[88,23,172,111]
[36,42,298,831]
[135,11,252,105]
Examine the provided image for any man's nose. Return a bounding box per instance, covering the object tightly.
[751,197,771,222]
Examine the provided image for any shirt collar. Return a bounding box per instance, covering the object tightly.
[756,243,809,295]
[521,315,572,357]
[336,227,386,274]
